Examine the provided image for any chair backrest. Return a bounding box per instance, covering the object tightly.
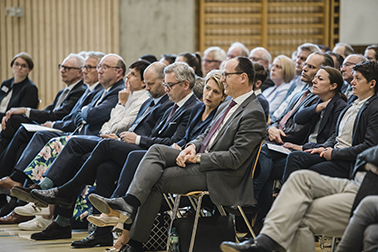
[251,141,264,179]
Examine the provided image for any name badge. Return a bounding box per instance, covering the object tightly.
[1,86,9,93]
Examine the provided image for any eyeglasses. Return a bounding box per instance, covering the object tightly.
[341,62,357,68]
[96,64,120,71]
[14,62,29,69]
[250,57,263,62]
[58,64,81,71]
[81,65,97,71]
[163,81,182,90]
[202,59,220,64]
[221,72,244,79]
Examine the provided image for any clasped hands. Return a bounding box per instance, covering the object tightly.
[100,131,137,144]
[2,107,27,130]
[176,144,197,167]
[305,147,333,160]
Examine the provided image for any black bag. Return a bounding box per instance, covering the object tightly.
[173,215,236,252]
[143,212,170,251]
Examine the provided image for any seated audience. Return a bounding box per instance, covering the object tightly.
[283,61,378,182]
[364,44,378,62]
[221,144,378,252]
[176,52,203,77]
[326,51,344,70]
[202,46,226,75]
[193,76,205,101]
[254,66,347,229]
[262,55,295,114]
[271,43,321,122]
[0,52,39,119]
[139,54,157,63]
[159,54,176,66]
[0,53,88,153]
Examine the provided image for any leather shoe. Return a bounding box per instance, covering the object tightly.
[220,238,269,252]
[0,197,18,217]
[31,221,71,240]
[119,244,143,252]
[11,184,48,207]
[0,210,33,224]
[89,194,135,225]
[71,230,113,248]
[30,187,75,208]
[87,214,126,228]
[0,176,22,190]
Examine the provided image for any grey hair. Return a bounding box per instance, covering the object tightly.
[164,62,195,89]
[64,53,85,67]
[229,42,249,57]
[297,43,321,54]
[250,47,272,63]
[204,46,226,61]
[86,51,105,64]
[335,42,355,57]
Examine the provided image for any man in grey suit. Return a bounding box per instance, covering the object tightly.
[84,56,267,252]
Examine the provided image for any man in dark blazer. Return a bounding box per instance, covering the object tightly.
[0,53,105,184]
[0,53,88,153]
[68,57,267,252]
[220,60,378,252]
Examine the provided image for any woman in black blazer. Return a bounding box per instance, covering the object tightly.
[0,52,39,118]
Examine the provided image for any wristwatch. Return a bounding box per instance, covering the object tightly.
[196,154,201,163]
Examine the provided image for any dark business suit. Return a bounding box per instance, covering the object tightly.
[0,80,87,152]
[126,93,266,242]
[0,84,103,179]
[40,93,174,186]
[283,93,378,181]
[0,77,39,118]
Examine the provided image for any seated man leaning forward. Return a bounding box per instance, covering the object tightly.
[65,56,266,251]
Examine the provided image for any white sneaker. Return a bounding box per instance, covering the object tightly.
[18,216,53,231]
[14,202,50,216]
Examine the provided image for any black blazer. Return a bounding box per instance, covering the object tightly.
[53,84,104,132]
[0,77,39,118]
[29,80,87,123]
[270,89,320,145]
[139,93,200,148]
[132,94,173,137]
[176,102,218,147]
[318,94,378,176]
[79,79,125,135]
[294,94,347,150]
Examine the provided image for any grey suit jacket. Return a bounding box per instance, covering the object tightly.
[189,93,266,206]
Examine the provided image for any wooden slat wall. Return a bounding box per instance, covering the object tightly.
[0,0,119,108]
[199,0,339,59]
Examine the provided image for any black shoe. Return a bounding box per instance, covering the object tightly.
[30,188,75,208]
[0,197,18,217]
[119,244,143,252]
[88,194,136,225]
[11,184,48,207]
[71,231,113,248]
[220,238,270,252]
[30,221,72,240]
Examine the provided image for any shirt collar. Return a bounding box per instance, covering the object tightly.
[176,92,194,108]
[88,82,100,91]
[233,90,254,105]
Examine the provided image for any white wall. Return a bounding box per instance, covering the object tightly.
[340,0,378,45]
[119,0,196,66]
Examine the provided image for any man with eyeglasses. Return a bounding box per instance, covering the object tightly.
[202,46,226,75]
[249,47,274,92]
[0,53,88,154]
[341,54,367,99]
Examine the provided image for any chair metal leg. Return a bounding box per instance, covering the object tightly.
[167,195,181,251]
[331,237,337,252]
[237,206,256,239]
[188,193,205,252]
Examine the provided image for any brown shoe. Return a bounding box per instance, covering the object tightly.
[0,177,22,190]
[0,210,33,224]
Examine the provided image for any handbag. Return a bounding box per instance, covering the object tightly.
[143,212,170,251]
[173,215,236,252]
